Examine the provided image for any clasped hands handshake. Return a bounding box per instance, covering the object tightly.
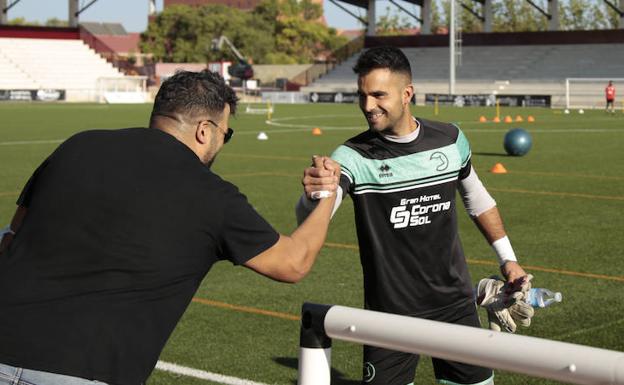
[302,156,341,200]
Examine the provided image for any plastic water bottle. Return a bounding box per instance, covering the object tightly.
[526,288,562,308]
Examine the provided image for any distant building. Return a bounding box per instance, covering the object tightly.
[80,22,144,72]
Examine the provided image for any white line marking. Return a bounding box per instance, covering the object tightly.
[266,114,624,133]
[0,139,64,146]
[2,121,622,146]
[155,361,272,385]
[552,318,624,341]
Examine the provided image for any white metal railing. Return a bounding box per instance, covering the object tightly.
[297,303,624,385]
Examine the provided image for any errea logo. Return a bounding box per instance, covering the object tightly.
[378,163,393,178]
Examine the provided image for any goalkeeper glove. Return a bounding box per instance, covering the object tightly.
[508,274,534,328]
[476,276,519,333]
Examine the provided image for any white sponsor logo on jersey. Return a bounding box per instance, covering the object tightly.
[389,194,451,228]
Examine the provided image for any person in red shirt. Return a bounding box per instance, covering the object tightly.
[606,81,616,113]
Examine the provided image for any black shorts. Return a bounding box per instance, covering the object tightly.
[361,305,493,385]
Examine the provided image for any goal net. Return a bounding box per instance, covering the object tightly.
[97,76,148,104]
[245,102,273,114]
[565,78,624,110]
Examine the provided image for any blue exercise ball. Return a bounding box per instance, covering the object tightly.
[504,128,532,156]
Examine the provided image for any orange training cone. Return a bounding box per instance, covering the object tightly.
[527,115,535,123]
[312,127,323,136]
[479,116,487,123]
[493,116,501,123]
[515,115,524,122]
[504,115,513,123]
[490,163,508,174]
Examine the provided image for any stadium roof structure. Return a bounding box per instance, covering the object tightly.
[330,0,624,36]
[81,22,127,36]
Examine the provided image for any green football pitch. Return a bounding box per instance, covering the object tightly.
[1,102,622,385]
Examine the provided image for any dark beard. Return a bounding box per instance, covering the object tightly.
[204,156,215,168]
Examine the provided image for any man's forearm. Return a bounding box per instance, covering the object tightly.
[473,206,517,265]
[295,187,343,225]
[473,206,506,244]
[290,195,337,274]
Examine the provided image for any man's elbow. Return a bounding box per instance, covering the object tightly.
[283,250,312,283]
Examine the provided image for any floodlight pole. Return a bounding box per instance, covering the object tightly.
[0,0,6,25]
[449,0,456,95]
[421,0,432,34]
[1,0,22,25]
[367,0,376,36]
[69,0,99,27]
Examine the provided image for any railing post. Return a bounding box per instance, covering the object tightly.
[297,303,333,385]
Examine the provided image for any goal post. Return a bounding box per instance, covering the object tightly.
[97,76,148,104]
[565,78,624,110]
[244,101,274,120]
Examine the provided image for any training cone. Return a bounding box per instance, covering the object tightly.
[504,115,513,123]
[493,116,501,123]
[257,132,268,140]
[515,115,524,122]
[479,116,487,123]
[490,163,508,174]
[527,115,535,122]
[312,127,323,136]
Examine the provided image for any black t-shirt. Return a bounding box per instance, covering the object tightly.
[0,128,279,385]
[331,119,474,318]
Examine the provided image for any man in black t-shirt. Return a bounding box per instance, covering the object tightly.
[0,71,339,385]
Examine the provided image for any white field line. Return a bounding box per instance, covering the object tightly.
[1,120,622,146]
[0,139,64,146]
[264,121,623,133]
[552,318,624,341]
[265,115,624,133]
[155,361,273,385]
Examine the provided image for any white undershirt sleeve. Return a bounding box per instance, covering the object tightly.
[457,166,496,217]
[295,186,344,225]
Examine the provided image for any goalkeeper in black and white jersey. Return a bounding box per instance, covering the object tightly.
[295,47,532,385]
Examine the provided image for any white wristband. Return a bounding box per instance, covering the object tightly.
[1,224,15,236]
[491,235,517,266]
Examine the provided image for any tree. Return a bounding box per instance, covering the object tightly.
[492,0,547,31]
[140,4,273,63]
[573,0,619,29]
[140,2,346,64]
[254,0,347,63]
[8,17,39,26]
[376,6,414,35]
[435,0,485,33]
[45,18,68,27]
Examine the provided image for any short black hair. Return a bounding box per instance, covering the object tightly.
[151,70,238,121]
[353,46,412,79]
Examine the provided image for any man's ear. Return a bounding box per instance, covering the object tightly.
[403,84,414,106]
[195,120,210,145]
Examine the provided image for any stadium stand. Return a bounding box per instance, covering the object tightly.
[0,37,124,101]
[304,30,624,108]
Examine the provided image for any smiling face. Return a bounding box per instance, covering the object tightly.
[357,68,415,136]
